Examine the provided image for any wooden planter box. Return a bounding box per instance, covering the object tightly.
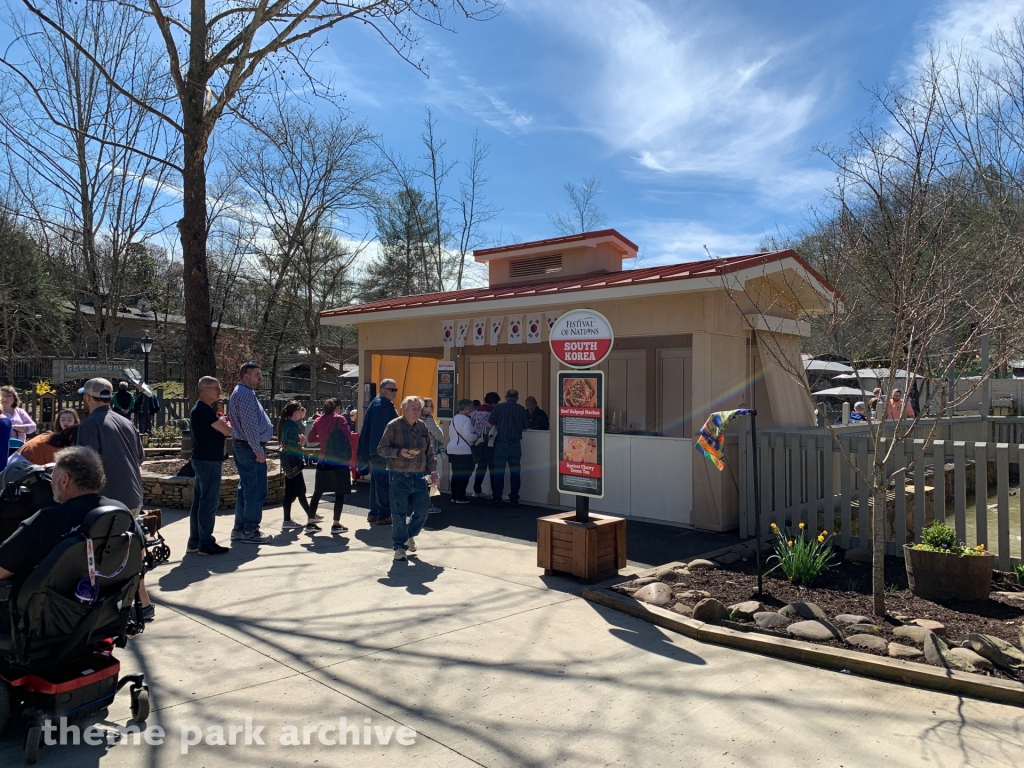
[537,512,626,582]
[904,544,994,601]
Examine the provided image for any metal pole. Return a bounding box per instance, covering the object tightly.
[143,350,150,434]
[575,494,589,524]
[749,409,763,597]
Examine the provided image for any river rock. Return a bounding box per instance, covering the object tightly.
[842,624,881,636]
[631,576,659,587]
[779,602,828,621]
[833,614,873,626]
[716,552,741,565]
[909,619,946,636]
[655,567,679,582]
[888,643,924,659]
[948,647,994,671]
[844,548,872,563]
[1020,627,1024,651]
[921,633,980,671]
[634,582,673,606]
[753,612,790,629]
[787,620,843,642]
[676,589,711,601]
[846,633,888,651]
[993,591,1024,608]
[692,598,729,622]
[969,633,1024,670]
[687,559,718,570]
[727,601,763,621]
[892,625,934,645]
[671,603,694,617]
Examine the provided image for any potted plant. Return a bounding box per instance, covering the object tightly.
[904,521,993,601]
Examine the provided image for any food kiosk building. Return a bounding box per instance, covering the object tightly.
[321,229,836,532]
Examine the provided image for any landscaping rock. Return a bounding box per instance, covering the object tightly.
[921,634,982,671]
[994,591,1024,608]
[716,552,741,565]
[633,583,673,606]
[846,634,888,652]
[779,602,828,621]
[753,612,790,629]
[632,576,659,587]
[725,601,763,621]
[888,643,924,659]
[692,598,729,623]
[787,620,842,642]
[909,619,946,636]
[842,624,881,636]
[675,589,711,601]
[731,544,756,559]
[687,559,718,570]
[948,647,994,671]
[844,548,872,563]
[833,614,872,626]
[968,633,1024,670]
[1020,626,1024,651]
[655,567,678,582]
[892,625,934,645]
[670,603,694,616]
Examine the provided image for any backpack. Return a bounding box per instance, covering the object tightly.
[324,416,352,466]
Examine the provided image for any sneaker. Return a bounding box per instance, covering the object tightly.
[377,517,393,525]
[454,499,471,505]
[240,530,272,544]
[304,523,322,533]
[198,543,230,556]
[186,544,200,554]
[331,522,348,533]
[131,604,156,623]
[406,536,417,553]
[393,548,407,561]
[281,520,303,530]
[310,513,325,522]
[230,529,244,541]
[428,505,441,515]
[468,491,480,498]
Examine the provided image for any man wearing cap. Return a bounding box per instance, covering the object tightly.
[228,362,275,544]
[77,377,146,514]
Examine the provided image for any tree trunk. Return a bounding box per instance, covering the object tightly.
[180,130,217,405]
[871,463,888,616]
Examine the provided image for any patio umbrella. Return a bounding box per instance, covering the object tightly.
[813,387,874,397]
[803,360,855,374]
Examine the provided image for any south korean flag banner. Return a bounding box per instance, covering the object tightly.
[489,317,504,346]
[526,315,542,344]
[545,311,562,335]
[456,319,470,347]
[442,320,455,348]
[507,315,523,344]
[473,318,487,346]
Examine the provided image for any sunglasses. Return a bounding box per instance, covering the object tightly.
[383,387,398,392]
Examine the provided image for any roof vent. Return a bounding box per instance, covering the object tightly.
[508,253,563,279]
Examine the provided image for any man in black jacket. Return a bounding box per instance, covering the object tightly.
[356,379,398,525]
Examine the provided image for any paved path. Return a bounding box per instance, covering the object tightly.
[2,482,1023,767]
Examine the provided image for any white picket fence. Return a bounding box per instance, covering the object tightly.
[738,415,1024,570]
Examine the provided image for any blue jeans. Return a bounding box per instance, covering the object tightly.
[233,443,268,535]
[389,472,430,551]
[491,442,522,501]
[368,455,391,521]
[188,458,223,549]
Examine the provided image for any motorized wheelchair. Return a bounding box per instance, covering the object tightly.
[0,503,151,764]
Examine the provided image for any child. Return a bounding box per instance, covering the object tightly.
[279,401,318,531]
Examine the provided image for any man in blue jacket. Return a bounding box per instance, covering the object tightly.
[357,379,398,525]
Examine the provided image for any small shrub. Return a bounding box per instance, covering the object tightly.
[766,522,838,586]
[148,424,182,448]
[1013,563,1024,584]
[915,521,986,556]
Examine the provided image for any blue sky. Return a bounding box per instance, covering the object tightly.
[315,0,1024,273]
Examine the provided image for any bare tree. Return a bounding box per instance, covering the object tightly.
[548,175,608,235]
[17,0,501,401]
[453,130,499,288]
[723,74,1024,616]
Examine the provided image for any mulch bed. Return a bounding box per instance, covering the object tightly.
[614,550,1024,683]
[143,458,240,476]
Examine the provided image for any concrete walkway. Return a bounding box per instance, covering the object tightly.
[2,481,1023,767]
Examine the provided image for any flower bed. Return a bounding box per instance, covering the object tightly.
[612,544,1024,682]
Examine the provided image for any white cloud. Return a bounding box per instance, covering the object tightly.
[911,0,1024,72]
[627,219,765,267]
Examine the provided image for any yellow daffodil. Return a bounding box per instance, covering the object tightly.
[787,540,794,547]
[817,534,825,543]
[798,522,806,529]
[976,544,985,551]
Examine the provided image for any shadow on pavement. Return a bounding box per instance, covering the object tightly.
[378,557,445,594]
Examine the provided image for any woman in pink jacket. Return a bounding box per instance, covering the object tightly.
[1,386,36,439]
[307,398,353,534]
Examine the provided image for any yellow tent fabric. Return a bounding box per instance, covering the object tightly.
[371,354,439,405]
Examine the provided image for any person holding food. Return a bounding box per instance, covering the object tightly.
[376,395,439,561]
[486,389,529,507]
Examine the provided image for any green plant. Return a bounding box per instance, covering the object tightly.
[915,521,987,556]
[147,424,182,448]
[767,522,838,586]
[1013,563,1024,584]
[885,583,898,596]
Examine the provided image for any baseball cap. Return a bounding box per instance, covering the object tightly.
[78,377,114,399]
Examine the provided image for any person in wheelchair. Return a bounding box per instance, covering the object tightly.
[0,447,154,623]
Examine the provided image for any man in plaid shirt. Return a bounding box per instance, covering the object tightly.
[228,362,275,544]
[377,396,440,561]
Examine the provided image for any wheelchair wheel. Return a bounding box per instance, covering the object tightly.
[154,544,170,564]
[24,724,41,764]
[130,687,150,722]
[0,680,9,735]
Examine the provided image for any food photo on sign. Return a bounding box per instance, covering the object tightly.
[562,377,598,408]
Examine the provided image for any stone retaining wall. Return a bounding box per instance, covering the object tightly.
[142,460,284,510]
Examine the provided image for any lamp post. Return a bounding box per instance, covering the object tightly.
[140,330,154,434]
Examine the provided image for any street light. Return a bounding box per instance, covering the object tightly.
[140,330,154,434]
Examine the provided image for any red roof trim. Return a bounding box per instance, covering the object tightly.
[473,228,638,259]
[321,250,836,319]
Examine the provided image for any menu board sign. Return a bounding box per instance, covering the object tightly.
[436,361,456,419]
[549,309,614,368]
[556,370,605,498]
